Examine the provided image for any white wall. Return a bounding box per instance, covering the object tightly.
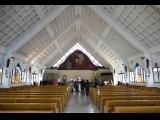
[58,70,95,81]
[0,46,5,68]
[127,53,145,70]
[0,53,4,68]
[44,69,112,82]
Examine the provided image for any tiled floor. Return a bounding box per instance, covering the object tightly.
[63,92,99,113]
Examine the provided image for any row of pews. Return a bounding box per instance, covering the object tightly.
[90,85,160,113]
[0,85,70,113]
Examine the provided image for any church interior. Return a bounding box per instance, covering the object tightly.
[1,5,160,113]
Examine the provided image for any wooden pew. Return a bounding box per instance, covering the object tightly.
[104,100,160,113]
[0,98,62,112]
[16,98,62,112]
[0,92,68,104]
[100,96,160,112]
[0,86,69,100]
[0,103,58,113]
[96,92,160,107]
[0,85,70,113]
[90,85,160,113]
[114,106,160,113]
[0,95,65,111]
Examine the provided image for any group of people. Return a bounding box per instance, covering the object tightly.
[39,80,58,86]
[69,79,90,96]
[104,79,113,85]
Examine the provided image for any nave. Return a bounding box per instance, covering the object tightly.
[63,92,99,113]
[1,5,160,113]
[1,84,160,113]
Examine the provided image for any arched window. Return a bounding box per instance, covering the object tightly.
[0,68,3,84]
[118,73,125,83]
[10,66,22,84]
[134,63,146,83]
[129,71,134,82]
[22,69,27,83]
[153,67,160,83]
[31,71,39,84]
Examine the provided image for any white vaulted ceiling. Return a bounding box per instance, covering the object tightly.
[115,5,160,48]
[16,6,77,62]
[1,5,160,68]
[0,5,40,47]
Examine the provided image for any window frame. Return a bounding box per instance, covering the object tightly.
[118,73,125,83]
[133,68,146,83]
[10,66,22,84]
[153,67,160,83]
[0,68,3,84]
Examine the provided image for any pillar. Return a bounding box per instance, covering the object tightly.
[143,54,155,87]
[1,68,10,88]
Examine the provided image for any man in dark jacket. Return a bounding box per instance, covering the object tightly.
[80,79,85,95]
[85,80,90,96]
[74,80,79,92]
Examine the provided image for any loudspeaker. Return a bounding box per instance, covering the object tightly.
[155,63,158,67]
[6,58,10,68]
[124,65,127,73]
[146,59,149,68]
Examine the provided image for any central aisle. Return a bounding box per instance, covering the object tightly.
[63,92,99,113]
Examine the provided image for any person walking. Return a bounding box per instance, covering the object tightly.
[69,80,74,93]
[85,80,90,96]
[74,80,79,92]
[80,79,85,95]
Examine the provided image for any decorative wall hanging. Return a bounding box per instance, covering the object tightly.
[58,50,97,70]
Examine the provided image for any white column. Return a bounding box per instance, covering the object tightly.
[144,54,154,87]
[123,61,129,84]
[113,72,118,85]
[112,67,118,86]
[111,69,115,85]
[25,72,31,85]
[1,68,10,88]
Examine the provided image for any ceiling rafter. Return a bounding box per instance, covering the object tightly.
[79,32,119,65]
[32,5,44,19]
[3,5,159,69]
[12,52,29,63]
[77,36,112,68]
[102,26,111,39]
[149,44,160,54]
[78,20,123,61]
[75,5,81,18]
[46,38,78,66]
[45,26,55,38]
[31,20,78,64]
[102,5,125,39]
[38,25,77,66]
[88,5,149,54]
[6,5,69,54]
[113,5,125,19]
[46,36,112,68]
[78,28,120,64]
